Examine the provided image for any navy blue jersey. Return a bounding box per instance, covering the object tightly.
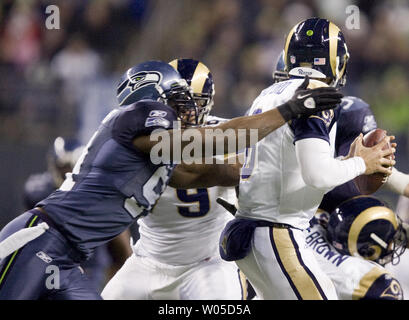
[23,172,56,209]
[38,100,177,258]
[335,96,377,157]
[23,168,111,291]
[320,96,377,213]
[290,107,340,144]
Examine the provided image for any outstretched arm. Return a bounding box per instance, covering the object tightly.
[169,160,241,189]
[133,77,343,158]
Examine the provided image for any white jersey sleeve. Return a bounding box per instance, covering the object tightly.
[236,79,339,228]
[295,138,365,191]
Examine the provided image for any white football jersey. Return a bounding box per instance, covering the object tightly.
[236,78,337,229]
[134,116,236,265]
[305,212,403,300]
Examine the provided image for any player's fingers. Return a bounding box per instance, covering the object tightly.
[314,91,344,100]
[375,136,391,150]
[380,147,395,157]
[376,165,393,176]
[389,143,397,160]
[312,87,341,94]
[354,133,364,147]
[380,157,396,167]
[316,97,343,106]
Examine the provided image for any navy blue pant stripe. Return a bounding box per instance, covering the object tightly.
[287,228,328,300]
[269,227,302,299]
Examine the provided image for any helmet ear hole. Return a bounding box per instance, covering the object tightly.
[360,245,375,259]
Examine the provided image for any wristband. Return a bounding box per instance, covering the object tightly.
[277,103,293,122]
[385,168,409,195]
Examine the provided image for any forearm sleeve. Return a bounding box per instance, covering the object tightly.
[384,167,409,195]
[295,138,366,191]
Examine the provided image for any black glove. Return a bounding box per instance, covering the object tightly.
[277,76,343,121]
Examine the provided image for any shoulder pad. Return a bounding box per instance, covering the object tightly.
[112,100,177,147]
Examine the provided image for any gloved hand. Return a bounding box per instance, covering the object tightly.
[277,76,343,121]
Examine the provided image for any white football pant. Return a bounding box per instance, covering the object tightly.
[236,226,338,300]
[101,254,247,300]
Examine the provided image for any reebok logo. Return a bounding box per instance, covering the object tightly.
[36,251,53,263]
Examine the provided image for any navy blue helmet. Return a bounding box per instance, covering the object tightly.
[169,58,215,125]
[117,60,198,125]
[284,17,349,87]
[47,136,84,186]
[272,51,289,83]
[327,196,407,266]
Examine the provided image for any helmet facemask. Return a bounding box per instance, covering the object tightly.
[272,51,289,83]
[273,70,289,83]
[162,80,200,127]
[193,91,214,126]
[356,215,407,266]
[327,196,407,267]
[379,217,408,266]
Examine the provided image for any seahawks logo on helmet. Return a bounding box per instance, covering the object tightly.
[126,71,162,92]
[117,60,189,107]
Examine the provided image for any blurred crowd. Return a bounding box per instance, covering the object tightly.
[1,0,409,145]
[0,0,147,145]
[0,0,409,220]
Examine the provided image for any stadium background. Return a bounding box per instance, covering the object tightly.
[0,0,408,228]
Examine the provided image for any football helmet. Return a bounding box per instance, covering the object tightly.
[47,137,84,186]
[117,60,198,126]
[272,51,289,83]
[284,17,349,87]
[169,58,215,125]
[327,196,407,266]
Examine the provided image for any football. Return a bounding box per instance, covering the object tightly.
[353,128,392,195]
